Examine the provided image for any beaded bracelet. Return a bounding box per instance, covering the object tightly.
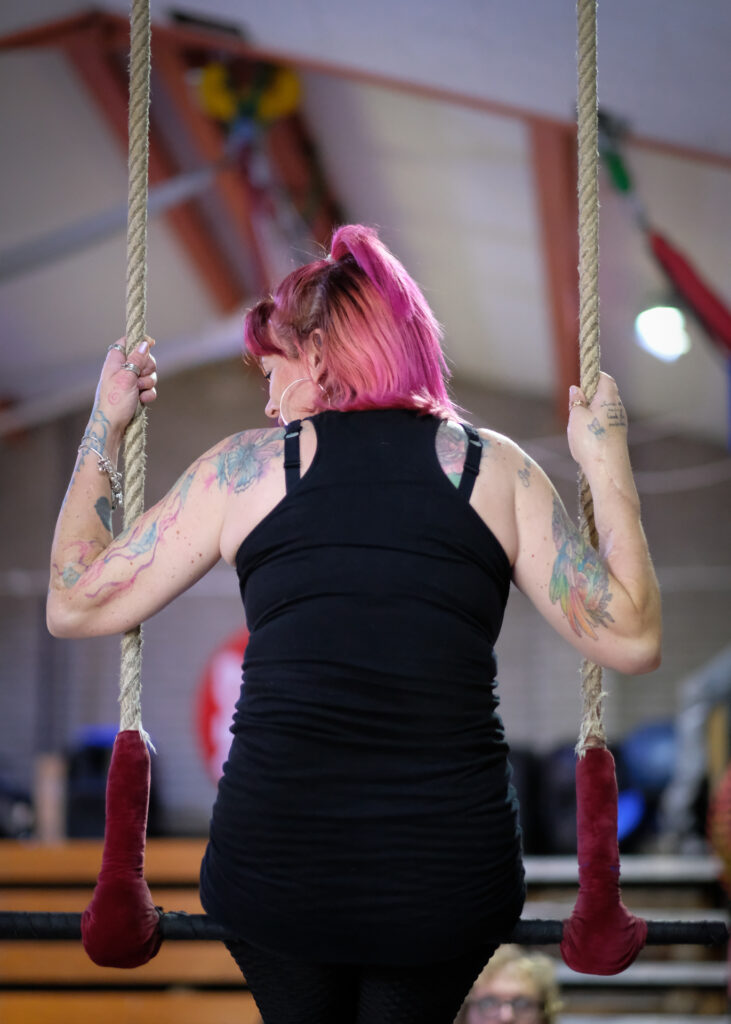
[78,434,124,511]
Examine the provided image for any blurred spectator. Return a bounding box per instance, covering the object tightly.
[455,944,561,1023]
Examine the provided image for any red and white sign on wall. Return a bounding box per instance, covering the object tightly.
[196,627,249,782]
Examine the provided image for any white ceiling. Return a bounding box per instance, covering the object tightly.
[1,0,730,441]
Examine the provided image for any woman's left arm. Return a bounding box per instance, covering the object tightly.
[47,339,225,638]
[511,373,662,674]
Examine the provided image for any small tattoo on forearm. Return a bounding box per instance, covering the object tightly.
[86,408,111,447]
[518,457,532,487]
[588,417,606,437]
[95,496,112,532]
[53,539,104,590]
[62,565,82,587]
[76,409,112,475]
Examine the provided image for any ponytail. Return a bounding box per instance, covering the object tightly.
[330,225,418,323]
[244,224,456,418]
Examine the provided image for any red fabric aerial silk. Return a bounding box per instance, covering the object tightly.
[561,746,647,974]
[650,230,731,356]
[81,730,162,967]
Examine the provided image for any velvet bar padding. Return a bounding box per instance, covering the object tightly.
[561,747,647,974]
[81,730,162,967]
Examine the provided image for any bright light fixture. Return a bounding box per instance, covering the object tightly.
[634,305,691,362]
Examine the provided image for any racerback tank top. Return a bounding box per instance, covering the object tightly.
[200,408,525,965]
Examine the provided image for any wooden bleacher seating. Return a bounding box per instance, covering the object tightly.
[0,841,727,1022]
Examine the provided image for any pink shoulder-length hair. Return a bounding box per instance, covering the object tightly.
[243,224,457,418]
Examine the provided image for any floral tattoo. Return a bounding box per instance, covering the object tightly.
[548,497,614,639]
[436,421,489,488]
[55,428,283,597]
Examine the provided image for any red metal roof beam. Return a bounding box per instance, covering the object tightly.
[60,25,244,313]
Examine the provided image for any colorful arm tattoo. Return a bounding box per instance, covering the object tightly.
[198,428,283,495]
[436,422,490,488]
[548,496,614,639]
[55,428,284,600]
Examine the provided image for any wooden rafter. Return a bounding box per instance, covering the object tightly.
[150,37,270,293]
[3,11,272,297]
[6,9,727,419]
[0,10,105,50]
[3,14,246,312]
[529,119,580,419]
[62,25,244,313]
[4,11,729,172]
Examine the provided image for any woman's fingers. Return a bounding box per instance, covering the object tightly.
[112,339,156,383]
[138,387,157,405]
[106,335,155,363]
[137,369,158,403]
[98,337,158,418]
[568,373,621,413]
[125,356,158,408]
[568,384,588,412]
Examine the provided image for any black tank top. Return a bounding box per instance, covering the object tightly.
[200,408,525,964]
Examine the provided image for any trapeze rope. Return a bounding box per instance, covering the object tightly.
[575,0,606,754]
[119,0,151,741]
[78,0,161,968]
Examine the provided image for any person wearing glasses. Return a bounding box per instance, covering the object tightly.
[456,945,562,1023]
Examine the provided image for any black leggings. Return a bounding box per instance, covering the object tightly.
[225,938,498,1024]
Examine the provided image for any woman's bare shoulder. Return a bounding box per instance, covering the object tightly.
[472,427,529,487]
[475,426,522,456]
[437,420,525,484]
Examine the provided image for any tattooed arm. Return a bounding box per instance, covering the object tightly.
[47,426,283,638]
[47,338,283,637]
[511,373,661,674]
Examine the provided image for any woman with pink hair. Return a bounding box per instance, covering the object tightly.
[48,225,661,1024]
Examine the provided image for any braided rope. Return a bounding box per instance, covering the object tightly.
[119,0,151,738]
[575,0,606,754]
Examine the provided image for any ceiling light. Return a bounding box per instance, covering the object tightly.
[634,304,691,363]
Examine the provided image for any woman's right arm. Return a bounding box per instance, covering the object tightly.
[47,426,287,638]
[47,341,282,638]
[510,373,661,674]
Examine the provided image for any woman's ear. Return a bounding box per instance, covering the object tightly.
[306,331,324,375]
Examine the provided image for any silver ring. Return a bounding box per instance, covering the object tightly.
[121,362,142,377]
[107,343,126,353]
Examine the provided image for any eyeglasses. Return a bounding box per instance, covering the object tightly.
[467,994,542,1020]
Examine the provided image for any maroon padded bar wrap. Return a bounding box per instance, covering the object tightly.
[560,747,647,974]
[81,730,162,967]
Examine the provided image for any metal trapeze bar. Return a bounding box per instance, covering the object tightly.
[0,911,727,946]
